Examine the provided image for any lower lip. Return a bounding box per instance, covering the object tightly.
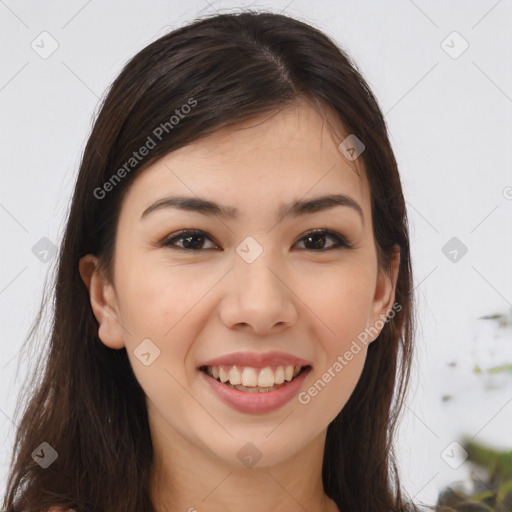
[199,367,312,414]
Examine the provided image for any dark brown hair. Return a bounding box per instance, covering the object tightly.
[3,10,424,512]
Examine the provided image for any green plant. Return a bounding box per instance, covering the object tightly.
[436,440,512,512]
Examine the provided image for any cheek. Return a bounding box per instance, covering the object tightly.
[118,266,207,408]
[118,255,206,334]
[298,341,367,428]
[300,260,375,343]
[297,262,373,415]
[117,259,215,375]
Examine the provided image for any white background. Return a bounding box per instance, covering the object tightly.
[1,0,511,508]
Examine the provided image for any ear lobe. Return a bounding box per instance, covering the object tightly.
[78,255,125,350]
[367,245,401,343]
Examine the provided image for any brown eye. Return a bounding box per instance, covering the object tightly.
[161,228,352,252]
[295,229,352,251]
[162,230,218,251]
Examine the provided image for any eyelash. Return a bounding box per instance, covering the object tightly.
[160,229,353,252]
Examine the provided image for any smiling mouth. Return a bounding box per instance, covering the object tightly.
[199,364,312,392]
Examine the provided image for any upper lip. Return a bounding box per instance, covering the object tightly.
[198,351,312,369]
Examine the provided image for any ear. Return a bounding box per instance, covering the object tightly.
[79,254,125,349]
[367,245,401,343]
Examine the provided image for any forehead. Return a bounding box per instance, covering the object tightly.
[121,100,371,222]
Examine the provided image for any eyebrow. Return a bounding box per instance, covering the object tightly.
[140,193,364,225]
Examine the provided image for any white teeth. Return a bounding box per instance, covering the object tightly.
[257,367,274,387]
[274,366,285,384]
[219,367,229,383]
[284,366,294,382]
[204,364,305,388]
[228,366,242,385]
[241,367,258,387]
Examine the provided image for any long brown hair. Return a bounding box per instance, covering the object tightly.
[2,10,423,512]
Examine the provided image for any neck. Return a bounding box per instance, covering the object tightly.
[148,428,339,512]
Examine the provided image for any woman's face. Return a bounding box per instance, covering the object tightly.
[81,100,399,470]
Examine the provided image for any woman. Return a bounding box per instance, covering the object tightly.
[2,10,426,512]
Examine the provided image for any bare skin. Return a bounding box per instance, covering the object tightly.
[79,99,399,512]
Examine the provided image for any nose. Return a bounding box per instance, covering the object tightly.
[218,248,298,335]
